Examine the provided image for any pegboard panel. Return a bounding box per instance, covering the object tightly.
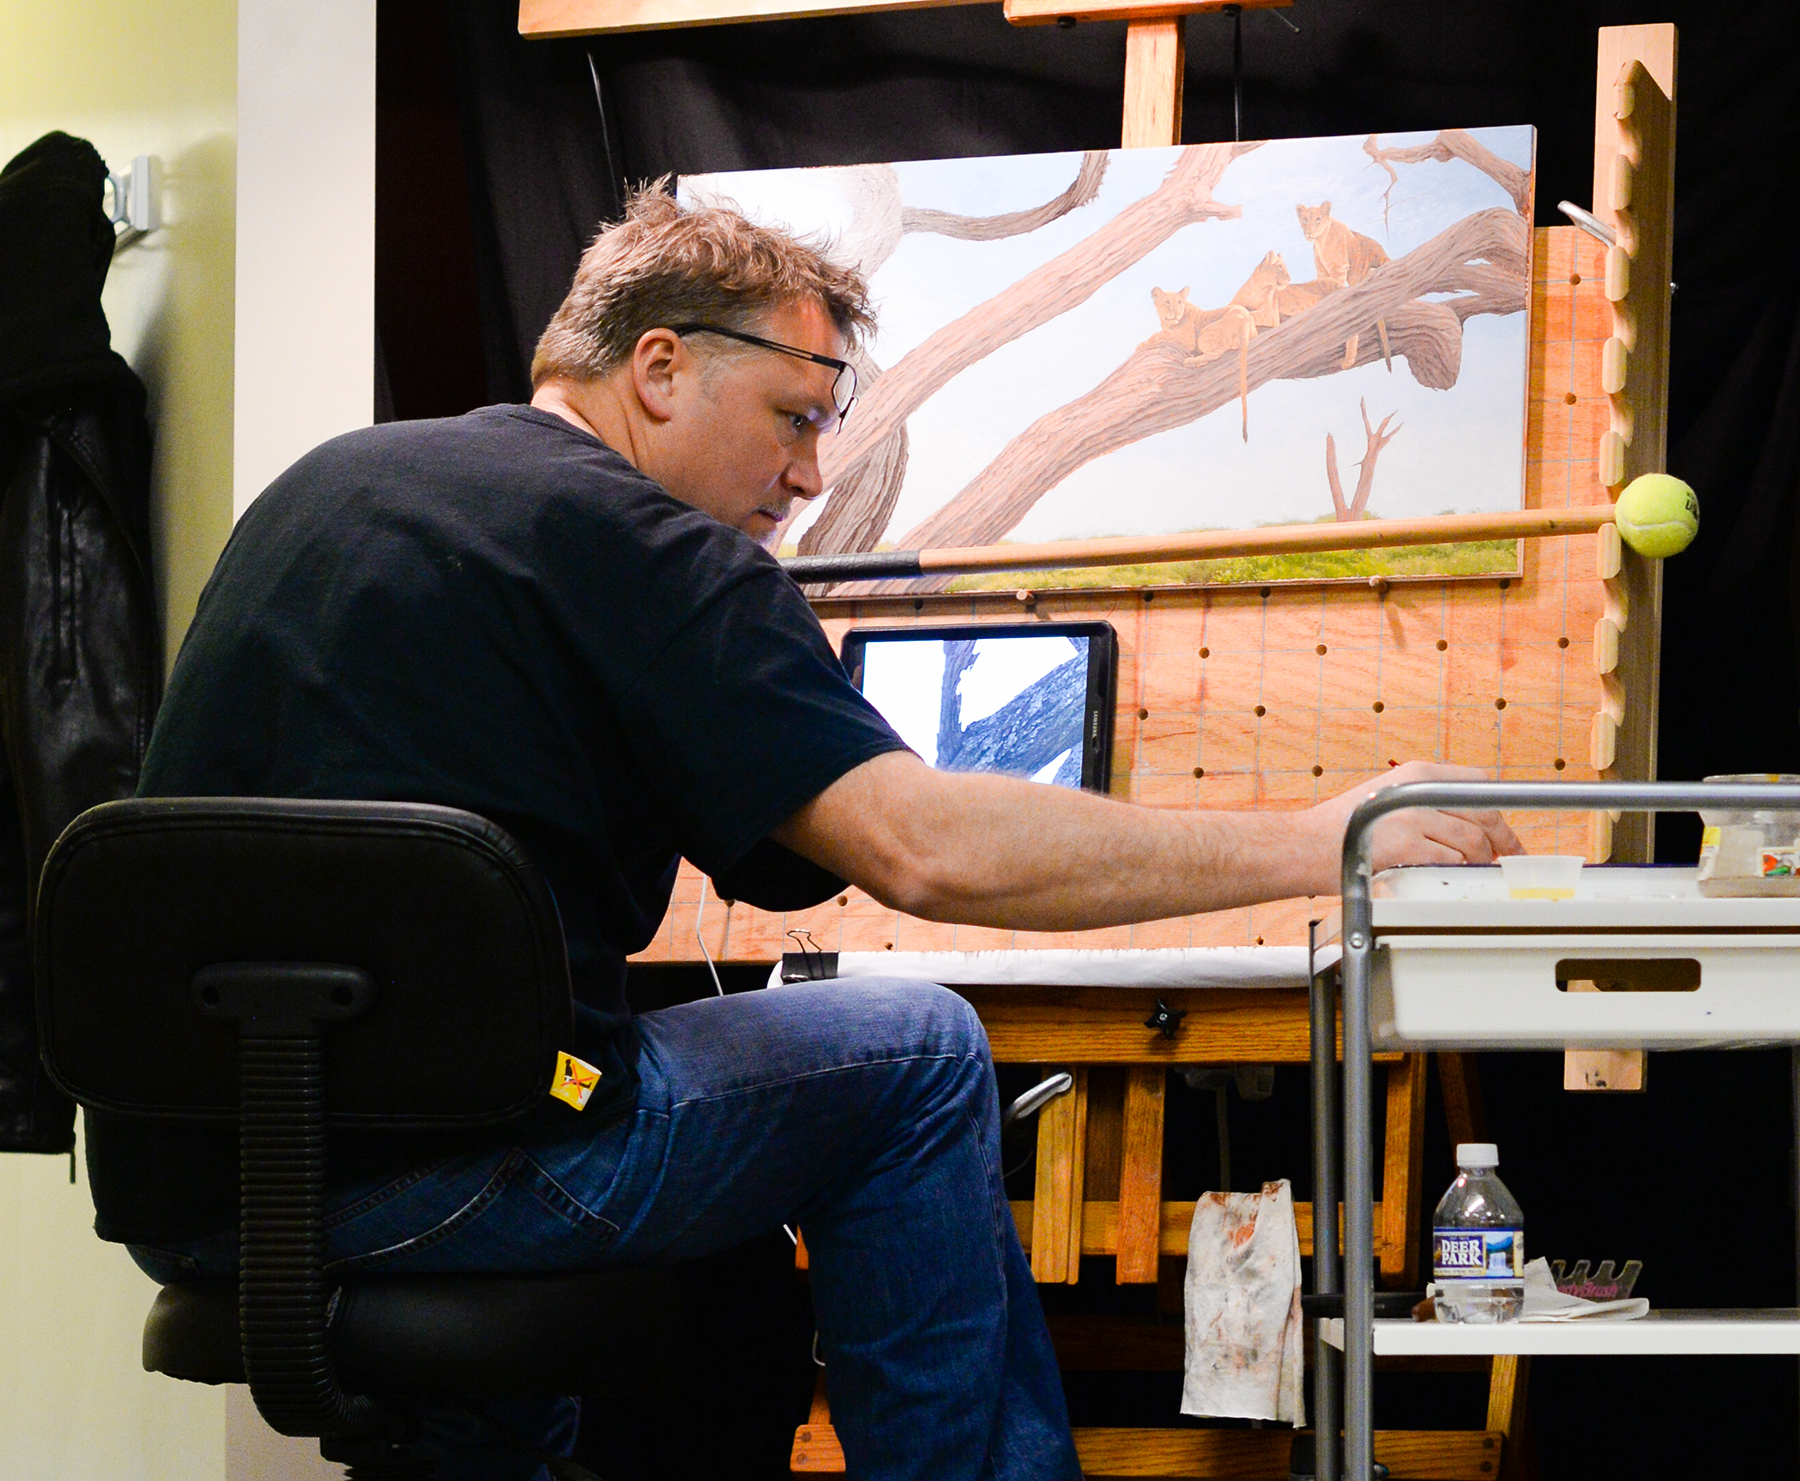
[635,227,1616,966]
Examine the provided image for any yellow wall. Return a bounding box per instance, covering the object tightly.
[0,3,235,1477]
[1,0,238,665]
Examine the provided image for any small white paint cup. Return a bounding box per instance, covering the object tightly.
[1498,855,1585,900]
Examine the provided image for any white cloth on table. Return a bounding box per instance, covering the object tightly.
[1181,1178,1306,1425]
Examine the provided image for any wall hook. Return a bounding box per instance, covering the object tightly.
[105,154,161,252]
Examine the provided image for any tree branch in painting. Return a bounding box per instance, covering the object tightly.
[1364,130,1532,219]
[1326,399,1402,521]
[900,153,1108,242]
[842,206,1526,595]
[795,153,1110,563]
[813,142,1261,516]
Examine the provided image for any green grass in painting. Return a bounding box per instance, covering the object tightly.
[945,540,1519,593]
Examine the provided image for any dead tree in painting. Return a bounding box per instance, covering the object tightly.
[802,142,1259,572]
[1326,399,1401,521]
[795,153,1109,560]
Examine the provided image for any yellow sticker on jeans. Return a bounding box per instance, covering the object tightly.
[549,1051,603,1111]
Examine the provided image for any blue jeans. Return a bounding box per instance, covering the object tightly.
[136,979,1079,1481]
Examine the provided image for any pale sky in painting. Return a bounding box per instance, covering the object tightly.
[681,127,1534,548]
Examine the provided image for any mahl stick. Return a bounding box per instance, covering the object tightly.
[780,505,1613,584]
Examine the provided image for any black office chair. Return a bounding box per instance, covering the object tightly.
[33,797,700,1479]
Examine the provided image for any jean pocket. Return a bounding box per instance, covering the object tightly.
[329,1148,621,1276]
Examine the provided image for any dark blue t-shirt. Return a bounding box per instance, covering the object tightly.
[88,405,906,1243]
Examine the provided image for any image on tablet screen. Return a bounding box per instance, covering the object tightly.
[859,633,1089,788]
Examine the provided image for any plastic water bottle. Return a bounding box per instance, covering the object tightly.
[1431,1143,1524,1322]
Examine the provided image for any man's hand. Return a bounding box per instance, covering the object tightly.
[1304,761,1522,886]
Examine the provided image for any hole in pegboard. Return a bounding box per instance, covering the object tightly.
[836,896,848,907]
[1570,271,1582,284]
[1138,707,1150,720]
[1436,639,1448,651]
[1199,647,1210,658]
[1143,591,1155,602]
[1499,578,1511,590]
[912,599,924,612]
[1558,636,1570,649]
[1253,704,1266,718]
[1316,644,1327,655]
[1259,586,1271,598]
[1564,392,1578,405]
[1193,766,1205,778]
[1372,700,1385,713]
[1496,697,1508,710]
[1254,936,1265,946]
[1311,765,1323,777]
[1554,758,1567,771]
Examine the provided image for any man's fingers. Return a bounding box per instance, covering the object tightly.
[1416,810,1497,862]
[1429,807,1524,861]
[1370,825,1465,870]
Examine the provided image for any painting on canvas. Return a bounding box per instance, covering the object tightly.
[679,127,1536,596]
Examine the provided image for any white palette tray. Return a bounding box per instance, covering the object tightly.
[1370,866,1800,1049]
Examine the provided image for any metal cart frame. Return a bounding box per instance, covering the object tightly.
[1316,779,1800,1480]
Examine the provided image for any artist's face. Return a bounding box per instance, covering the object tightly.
[652,298,845,541]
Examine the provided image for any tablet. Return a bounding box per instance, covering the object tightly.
[840,622,1117,792]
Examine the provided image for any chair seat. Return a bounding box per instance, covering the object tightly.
[144,1267,700,1398]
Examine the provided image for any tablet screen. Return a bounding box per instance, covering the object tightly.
[841,622,1117,792]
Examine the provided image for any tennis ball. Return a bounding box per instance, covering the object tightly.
[1614,473,1698,558]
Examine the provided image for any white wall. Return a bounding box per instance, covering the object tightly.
[233,0,377,517]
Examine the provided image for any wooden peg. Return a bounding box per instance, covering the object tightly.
[1595,520,1623,579]
[1601,336,1629,394]
[1605,245,1631,298]
[1593,616,1620,676]
[1590,712,1617,772]
[1614,74,1636,120]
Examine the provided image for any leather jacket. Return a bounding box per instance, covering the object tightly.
[0,133,161,1153]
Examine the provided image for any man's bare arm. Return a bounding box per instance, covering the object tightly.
[772,753,1519,931]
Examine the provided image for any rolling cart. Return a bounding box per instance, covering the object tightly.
[1316,780,1800,1480]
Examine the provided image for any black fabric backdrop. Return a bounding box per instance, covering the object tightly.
[375,1,1800,1474]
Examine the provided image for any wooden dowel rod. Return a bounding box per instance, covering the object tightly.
[781,506,1612,583]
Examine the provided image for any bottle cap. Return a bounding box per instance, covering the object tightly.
[1455,1142,1499,1167]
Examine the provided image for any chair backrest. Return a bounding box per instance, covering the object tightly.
[33,798,573,1129]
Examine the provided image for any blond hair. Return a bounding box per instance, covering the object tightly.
[531,184,874,389]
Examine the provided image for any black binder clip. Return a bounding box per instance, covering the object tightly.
[1144,996,1187,1040]
[780,929,839,984]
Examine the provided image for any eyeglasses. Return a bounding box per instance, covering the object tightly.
[670,323,858,433]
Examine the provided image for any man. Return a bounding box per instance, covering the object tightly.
[101,189,1517,1479]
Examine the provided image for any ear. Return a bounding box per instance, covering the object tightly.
[630,328,686,424]
[1178,287,1190,302]
[1322,200,1331,212]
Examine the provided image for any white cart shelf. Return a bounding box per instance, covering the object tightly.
[1321,1312,1800,1356]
